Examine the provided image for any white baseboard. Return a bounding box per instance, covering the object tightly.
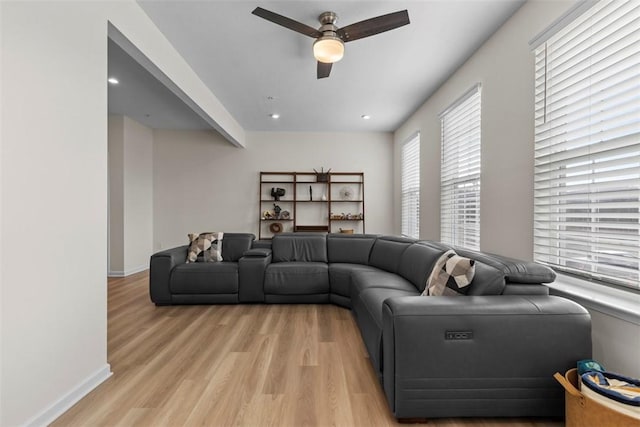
[108,264,148,277]
[25,364,112,427]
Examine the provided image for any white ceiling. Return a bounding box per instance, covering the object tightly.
[109,1,525,132]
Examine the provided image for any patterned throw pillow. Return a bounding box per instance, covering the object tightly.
[186,232,224,263]
[422,249,475,296]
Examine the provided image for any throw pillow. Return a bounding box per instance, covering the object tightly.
[186,232,224,263]
[422,249,475,296]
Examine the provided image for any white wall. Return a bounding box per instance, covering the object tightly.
[1,1,235,425]
[1,3,109,426]
[108,116,125,273]
[108,115,153,276]
[393,0,640,378]
[394,0,573,260]
[153,130,394,250]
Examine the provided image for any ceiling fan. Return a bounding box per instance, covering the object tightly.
[252,7,410,79]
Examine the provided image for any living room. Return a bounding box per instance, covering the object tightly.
[2,0,639,426]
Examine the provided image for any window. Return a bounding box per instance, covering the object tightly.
[401,133,420,238]
[532,0,640,289]
[440,84,482,250]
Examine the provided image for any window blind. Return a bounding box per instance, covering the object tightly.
[533,0,640,289]
[440,84,482,250]
[401,133,420,239]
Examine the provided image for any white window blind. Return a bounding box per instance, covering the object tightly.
[533,0,640,289]
[440,84,482,250]
[401,133,420,239]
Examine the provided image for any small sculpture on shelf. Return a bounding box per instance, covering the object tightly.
[273,204,282,219]
[271,187,285,201]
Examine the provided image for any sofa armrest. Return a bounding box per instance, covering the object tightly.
[381,295,591,418]
[238,251,272,302]
[149,245,188,305]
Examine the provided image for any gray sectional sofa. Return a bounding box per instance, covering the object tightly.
[149,232,592,419]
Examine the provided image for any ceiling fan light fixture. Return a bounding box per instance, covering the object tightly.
[313,36,344,63]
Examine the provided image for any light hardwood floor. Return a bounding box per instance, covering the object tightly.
[53,271,564,426]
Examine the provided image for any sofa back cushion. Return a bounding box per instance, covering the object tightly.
[327,234,378,265]
[221,233,255,262]
[272,233,327,263]
[368,235,416,274]
[398,242,448,292]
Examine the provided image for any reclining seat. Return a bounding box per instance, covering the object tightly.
[152,233,255,304]
[326,233,381,307]
[264,233,330,303]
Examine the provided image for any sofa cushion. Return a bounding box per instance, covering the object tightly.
[264,262,329,295]
[398,243,448,292]
[368,236,415,274]
[186,232,223,263]
[329,263,382,297]
[351,270,418,296]
[327,234,378,264]
[271,233,327,263]
[170,262,237,294]
[424,250,475,296]
[221,233,255,262]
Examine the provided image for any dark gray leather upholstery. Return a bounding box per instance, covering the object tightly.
[329,263,381,297]
[397,243,447,291]
[221,233,255,261]
[352,287,419,375]
[170,262,238,294]
[382,295,591,418]
[368,236,415,273]
[271,233,327,262]
[149,245,188,304]
[264,262,329,295]
[327,233,377,264]
[149,233,591,420]
[351,270,417,295]
[238,249,272,302]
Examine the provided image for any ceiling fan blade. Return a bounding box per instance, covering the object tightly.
[317,62,332,79]
[337,10,409,42]
[252,7,322,38]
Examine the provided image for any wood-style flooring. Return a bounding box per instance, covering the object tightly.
[53,271,564,426]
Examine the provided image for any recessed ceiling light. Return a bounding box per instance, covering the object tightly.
[361,114,371,120]
[108,77,119,85]
[270,113,280,119]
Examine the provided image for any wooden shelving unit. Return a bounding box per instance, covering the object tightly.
[259,171,364,239]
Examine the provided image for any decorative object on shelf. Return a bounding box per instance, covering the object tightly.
[271,187,286,201]
[313,167,331,182]
[259,171,364,239]
[269,222,283,233]
[339,186,354,200]
[339,228,354,234]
